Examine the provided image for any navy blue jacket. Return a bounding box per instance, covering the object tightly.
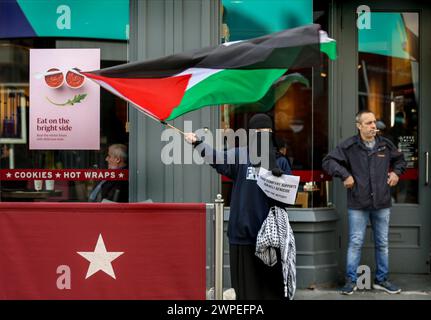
[322,135,406,209]
[195,143,291,245]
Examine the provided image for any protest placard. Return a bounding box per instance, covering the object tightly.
[257,167,300,204]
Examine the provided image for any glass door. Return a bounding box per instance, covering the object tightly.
[358,12,419,204]
[337,1,431,273]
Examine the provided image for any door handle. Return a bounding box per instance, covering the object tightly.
[426,152,429,186]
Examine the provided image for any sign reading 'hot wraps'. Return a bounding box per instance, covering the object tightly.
[29,49,100,150]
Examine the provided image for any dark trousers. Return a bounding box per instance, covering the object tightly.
[229,244,285,300]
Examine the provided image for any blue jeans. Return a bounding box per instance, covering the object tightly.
[346,208,390,282]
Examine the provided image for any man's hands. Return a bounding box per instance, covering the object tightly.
[387,172,399,187]
[184,132,198,144]
[343,175,355,189]
[343,173,399,189]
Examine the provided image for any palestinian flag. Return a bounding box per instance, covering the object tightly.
[320,30,337,60]
[83,24,335,122]
[230,72,310,114]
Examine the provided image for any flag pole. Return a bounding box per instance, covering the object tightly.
[161,121,185,135]
[121,99,186,135]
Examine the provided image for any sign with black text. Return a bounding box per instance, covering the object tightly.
[257,167,300,204]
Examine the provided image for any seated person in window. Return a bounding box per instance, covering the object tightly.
[275,137,293,169]
[275,137,304,170]
[88,144,128,202]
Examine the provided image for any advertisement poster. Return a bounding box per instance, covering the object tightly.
[29,49,100,150]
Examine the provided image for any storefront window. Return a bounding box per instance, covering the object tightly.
[357,12,419,204]
[0,1,129,202]
[220,0,331,208]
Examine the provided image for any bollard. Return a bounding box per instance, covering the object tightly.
[214,194,224,300]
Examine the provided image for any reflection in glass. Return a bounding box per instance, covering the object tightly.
[358,12,419,204]
[220,1,330,208]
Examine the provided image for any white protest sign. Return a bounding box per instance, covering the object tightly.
[257,167,300,204]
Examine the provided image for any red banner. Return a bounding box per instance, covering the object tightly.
[0,202,206,300]
[221,169,418,182]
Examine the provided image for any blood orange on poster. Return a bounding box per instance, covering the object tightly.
[44,68,64,89]
[66,68,86,89]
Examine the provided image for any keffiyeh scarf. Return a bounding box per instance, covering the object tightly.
[255,206,296,299]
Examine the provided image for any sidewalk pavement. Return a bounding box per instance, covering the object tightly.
[295,274,431,300]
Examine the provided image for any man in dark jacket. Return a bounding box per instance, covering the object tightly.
[185,114,291,300]
[322,110,406,295]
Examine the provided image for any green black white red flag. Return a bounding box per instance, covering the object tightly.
[82,24,335,122]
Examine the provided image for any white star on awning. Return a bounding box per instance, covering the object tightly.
[77,234,124,279]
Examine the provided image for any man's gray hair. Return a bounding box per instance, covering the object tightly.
[110,144,128,162]
[355,110,374,124]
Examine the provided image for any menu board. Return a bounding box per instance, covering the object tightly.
[398,135,417,168]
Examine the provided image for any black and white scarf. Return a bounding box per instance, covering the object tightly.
[255,206,296,299]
